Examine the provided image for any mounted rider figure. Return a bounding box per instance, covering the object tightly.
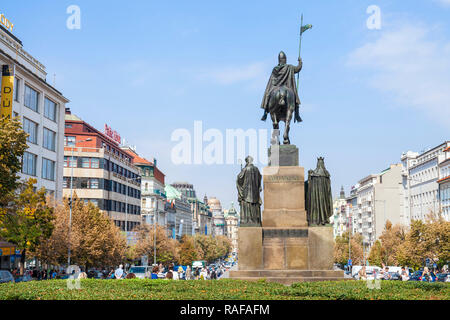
[260,51,303,123]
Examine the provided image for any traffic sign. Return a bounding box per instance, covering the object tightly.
[348,259,352,266]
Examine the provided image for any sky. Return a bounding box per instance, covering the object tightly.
[2,0,449,210]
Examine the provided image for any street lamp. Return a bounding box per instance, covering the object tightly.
[67,138,92,267]
[154,199,158,266]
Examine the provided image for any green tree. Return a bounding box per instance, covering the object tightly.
[334,231,363,266]
[368,240,383,266]
[135,224,178,265]
[178,235,200,266]
[33,197,127,269]
[0,117,28,207]
[0,179,54,274]
[397,220,428,269]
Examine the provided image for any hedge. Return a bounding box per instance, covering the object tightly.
[0,279,448,300]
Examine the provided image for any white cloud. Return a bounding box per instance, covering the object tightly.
[435,0,450,7]
[198,62,268,85]
[348,24,450,126]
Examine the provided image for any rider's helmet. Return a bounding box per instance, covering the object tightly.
[278,51,287,65]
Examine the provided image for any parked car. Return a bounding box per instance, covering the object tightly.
[128,266,151,279]
[436,273,448,282]
[409,270,436,282]
[14,274,32,282]
[388,272,402,280]
[0,270,14,284]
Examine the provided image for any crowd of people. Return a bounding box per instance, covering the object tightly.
[357,264,448,282]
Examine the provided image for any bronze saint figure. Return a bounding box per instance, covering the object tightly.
[305,157,333,225]
[236,156,262,227]
[260,51,302,145]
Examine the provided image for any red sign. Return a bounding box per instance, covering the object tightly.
[104,124,121,144]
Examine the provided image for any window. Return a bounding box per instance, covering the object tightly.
[64,136,75,146]
[42,158,55,181]
[89,178,99,189]
[24,85,39,112]
[43,128,56,151]
[23,117,38,144]
[81,157,90,168]
[22,152,37,176]
[63,177,71,188]
[44,97,57,121]
[91,158,99,168]
[14,77,19,102]
[64,156,77,168]
[65,124,72,128]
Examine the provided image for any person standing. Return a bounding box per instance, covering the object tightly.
[171,265,179,280]
[114,264,124,280]
[401,267,409,281]
[358,266,367,281]
[151,266,159,279]
[185,265,192,280]
[422,267,431,282]
[383,267,391,280]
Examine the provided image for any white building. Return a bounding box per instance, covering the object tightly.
[355,164,403,248]
[164,184,193,238]
[331,187,348,238]
[1,23,69,199]
[208,197,225,237]
[402,142,450,223]
[224,203,239,253]
[122,149,167,227]
[438,146,450,220]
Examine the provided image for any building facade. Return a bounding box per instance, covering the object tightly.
[123,149,167,228]
[63,110,141,231]
[164,184,193,239]
[438,146,450,220]
[207,197,225,237]
[331,187,348,238]
[402,142,450,223]
[355,164,403,248]
[1,25,69,200]
[171,182,212,235]
[224,203,239,253]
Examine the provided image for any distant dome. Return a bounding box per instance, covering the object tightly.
[208,197,221,206]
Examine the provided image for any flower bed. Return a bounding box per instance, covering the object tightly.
[0,279,448,300]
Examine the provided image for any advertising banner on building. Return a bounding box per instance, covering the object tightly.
[1,65,14,119]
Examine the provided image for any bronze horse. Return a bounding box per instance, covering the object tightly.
[266,85,296,145]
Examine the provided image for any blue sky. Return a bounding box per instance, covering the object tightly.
[3,1,449,210]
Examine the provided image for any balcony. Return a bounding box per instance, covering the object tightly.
[141,189,167,198]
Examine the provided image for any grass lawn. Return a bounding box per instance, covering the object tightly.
[0,279,448,300]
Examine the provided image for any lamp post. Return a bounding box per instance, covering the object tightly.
[154,199,158,266]
[67,138,92,267]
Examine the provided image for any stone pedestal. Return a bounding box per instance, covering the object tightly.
[237,228,263,270]
[230,144,344,283]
